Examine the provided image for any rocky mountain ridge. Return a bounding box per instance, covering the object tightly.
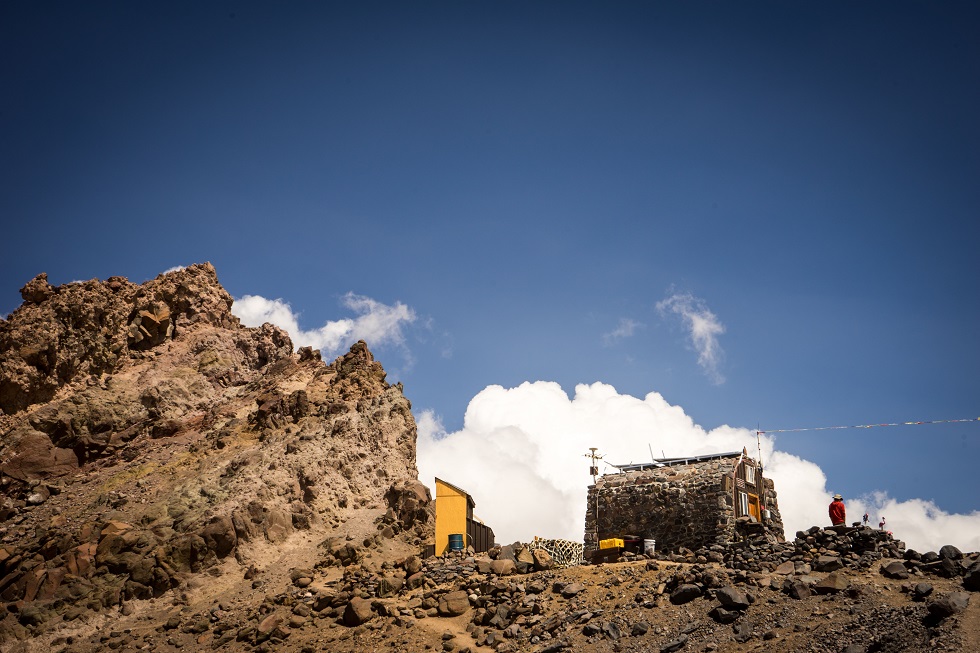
[1,264,978,653]
[0,264,432,645]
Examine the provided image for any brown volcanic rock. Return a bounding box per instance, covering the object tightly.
[0,264,422,642]
[0,263,259,416]
[0,264,293,479]
[0,425,79,481]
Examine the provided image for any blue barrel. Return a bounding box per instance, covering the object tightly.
[448,534,464,551]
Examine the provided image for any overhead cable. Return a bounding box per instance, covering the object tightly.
[758,417,979,435]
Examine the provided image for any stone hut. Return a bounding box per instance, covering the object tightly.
[583,449,785,557]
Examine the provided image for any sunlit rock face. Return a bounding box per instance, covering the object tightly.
[0,263,425,640]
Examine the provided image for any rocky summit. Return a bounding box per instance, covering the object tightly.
[1,265,979,653]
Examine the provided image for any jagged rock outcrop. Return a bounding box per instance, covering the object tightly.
[0,264,427,642]
[0,264,255,417]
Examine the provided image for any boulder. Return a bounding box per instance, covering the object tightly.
[715,586,750,610]
[489,559,516,576]
[406,572,425,590]
[402,555,423,575]
[928,558,962,579]
[709,606,740,624]
[600,621,621,640]
[127,303,173,350]
[323,539,360,567]
[560,582,586,598]
[813,572,849,594]
[963,561,980,591]
[774,561,795,575]
[20,273,54,304]
[288,568,314,591]
[813,555,843,572]
[880,561,909,579]
[927,592,970,619]
[939,545,963,561]
[343,597,375,626]
[0,429,78,481]
[515,546,535,573]
[437,590,470,617]
[533,548,555,571]
[377,573,404,598]
[497,544,519,565]
[488,604,511,628]
[785,581,811,600]
[669,584,701,605]
[912,583,934,601]
[201,515,237,558]
[256,613,282,640]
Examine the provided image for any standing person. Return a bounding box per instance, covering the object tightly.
[829,493,846,526]
[879,516,886,530]
[863,512,869,527]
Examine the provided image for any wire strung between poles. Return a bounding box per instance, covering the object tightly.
[758,417,980,435]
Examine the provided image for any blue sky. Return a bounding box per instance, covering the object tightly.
[3,2,979,548]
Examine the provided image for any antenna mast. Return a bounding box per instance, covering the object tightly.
[584,447,605,549]
[584,447,604,484]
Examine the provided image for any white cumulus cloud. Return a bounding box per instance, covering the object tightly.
[232,292,416,356]
[416,381,980,553]
[657,292,726,384]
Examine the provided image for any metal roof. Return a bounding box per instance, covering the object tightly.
[610,451,743,472]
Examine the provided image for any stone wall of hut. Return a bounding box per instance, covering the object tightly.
[756,477,785,541]
[583,457,784,557]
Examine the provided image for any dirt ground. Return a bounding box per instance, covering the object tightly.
[14,519,979,653]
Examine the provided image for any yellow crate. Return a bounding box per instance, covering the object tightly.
[599,538,624,550]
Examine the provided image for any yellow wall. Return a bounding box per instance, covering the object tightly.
[434,478,469,555]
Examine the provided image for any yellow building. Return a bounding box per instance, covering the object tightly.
[433,477,494,555]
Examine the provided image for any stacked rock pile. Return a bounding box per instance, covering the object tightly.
[601,526,906,571]
[712,525,980,590]
[590,525,980,604]
[717,525,906,573]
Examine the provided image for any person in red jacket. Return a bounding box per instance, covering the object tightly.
[829,493,846,526]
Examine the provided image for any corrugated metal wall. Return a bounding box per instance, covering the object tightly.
[467,518,495,553]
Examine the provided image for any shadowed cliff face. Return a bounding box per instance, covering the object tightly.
[0,264,430,641]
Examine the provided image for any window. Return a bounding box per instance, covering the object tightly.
[738,492,749,517]
[741,463,756,486]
